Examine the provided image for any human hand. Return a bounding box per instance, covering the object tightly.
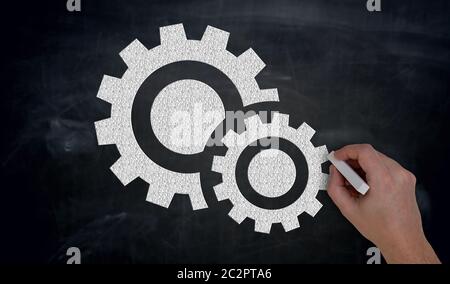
[327,144,440,264]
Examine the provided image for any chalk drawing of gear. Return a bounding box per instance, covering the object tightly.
[94,24,279,210]
[212,113,329,233]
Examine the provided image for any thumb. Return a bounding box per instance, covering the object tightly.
[327,165,358,219]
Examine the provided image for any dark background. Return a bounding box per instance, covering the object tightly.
[1,0,449,264]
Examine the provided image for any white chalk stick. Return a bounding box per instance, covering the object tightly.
[327,151,370,195]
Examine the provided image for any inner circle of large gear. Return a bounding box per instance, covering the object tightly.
[212,113,329,233]
[94,24,279,210]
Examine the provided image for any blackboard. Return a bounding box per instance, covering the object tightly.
[2,0,450,263]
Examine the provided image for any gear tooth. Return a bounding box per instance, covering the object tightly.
[228,206,246,224]
[306,199,322,217]
[188,193,208,210]
[244,114,263,129]
[222,130,240,148]
[212,155,225,173]
[97,75,121,103]
[237,48,265,76]
[297,122,315,140]
[159,23,187,46]
[110,158,139,185]
[201,26,229,49]
[146,186,175,208]
[119,39,148,67]
[319,173,329,190]
[260,88,279,102]
[316,145,329,163]
[271,112,290,128]
[282,217,300,232]
[254,220,272,234]
[94,119,116,145]
[213,184,229,201]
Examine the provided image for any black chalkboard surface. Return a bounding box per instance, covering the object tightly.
[1,0,450,264]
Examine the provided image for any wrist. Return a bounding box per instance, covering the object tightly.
[378,233,440,264]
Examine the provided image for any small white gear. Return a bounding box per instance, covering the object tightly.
[94,24,279,210]
[212,113,329,233]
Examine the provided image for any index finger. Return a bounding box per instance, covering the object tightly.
[334,144,385,178]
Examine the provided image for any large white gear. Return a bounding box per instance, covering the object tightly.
[212,113,329,233]
[94,24,279,210]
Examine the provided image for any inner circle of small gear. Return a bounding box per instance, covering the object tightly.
[211,112,329,233]
[94,24,279,210]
